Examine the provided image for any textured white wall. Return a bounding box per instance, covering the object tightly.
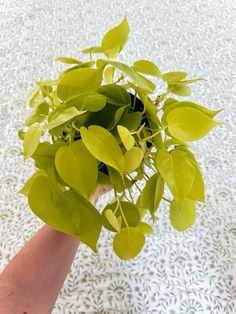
[0,0,236,313]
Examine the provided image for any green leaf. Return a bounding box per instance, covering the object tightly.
[102,60,156,93]
[136,173,164,217]
[113,227,145,260]
[104,66,115,84]
[132,60,161,77]
[165,106,221,142]
[55,57,81,64]
[162,98,178,111]
[81,46,112,54]
[80,125,125,175]
[19,170,47,196]
[57,68,103,101]
[23,123,41,160]
[117,110,142,131]
[43,107,86,130]
[65,92,107,112]
[25,102,49,127]
[27,86,44,107]
[96,84,131,106]
[102,201,140,232]
[65,190,102,252]
[105,209,121,232]
[28,175,81,236]
[101,15,130,58]
[136,222,153,234]
[107,166,132,192]
[55,140,98,199]
[162,72,187,83]
[32,142,67,169]
[169,84,192,96]
[156,149,195,201]
[117,125,134,150]
[124,147,144,172]
[170,198,196,231]
[176,147,205,202]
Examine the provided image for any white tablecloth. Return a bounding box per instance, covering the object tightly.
[0,0,236,313]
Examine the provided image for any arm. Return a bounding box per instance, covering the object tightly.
[0,183,112,314]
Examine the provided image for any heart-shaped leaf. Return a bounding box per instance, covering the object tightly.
[170,198,196,231]
[124,147,144,172]
[132,59,161,77]
[117,125,134,151]
[96,83,131,106]
[80,125,125,175]
[55,140,98,199]
[23,123,41,160]
[113,227,145,260]
[25,102,49,126]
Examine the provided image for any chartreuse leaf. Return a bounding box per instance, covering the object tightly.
[57,68,103,101]
[55,140,98,199]
[28,175,81,236]
[162,72,187,83]
[55,57,81,64]
[176,147,205,202]
[170,198,196,231]
[102,60,156,93]
[165,107,221,142]
[168,84,192,96]
[43,107,86,130]
[162,101,222,124]
[66,190,102,252]
[32,142,67,169]
[19,169,47,196]
[65,92,107,112]
[107,166,132,192]
[136,173,164,218]
[23,123,41,160]
[113,227,145,260]
[118,110,142,131]
[96,84,131,106]
[105,209,121,232]
[27,86,44,107]
[132,60,161,77]
[136,222,153,234]
[117,125,134,151]
[102,201,140,232]
[104,66,115,84]
[80,125,125,175]
[25,102,49,126]
[101,15,130,58]
[124,147,144,172]
[156,149,195,201]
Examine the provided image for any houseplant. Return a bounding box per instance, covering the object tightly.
[19,16,222,260]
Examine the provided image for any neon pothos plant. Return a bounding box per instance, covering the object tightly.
[19,16,222,260]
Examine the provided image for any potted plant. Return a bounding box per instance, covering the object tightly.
[19,15,222,260]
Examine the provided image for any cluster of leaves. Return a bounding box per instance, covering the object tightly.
[19,16,222,260]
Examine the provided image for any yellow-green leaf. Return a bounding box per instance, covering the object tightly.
[132,60,161,77]
[102,201,140,232]
[117,125,134,151]
[55,57,81,64]
[57,68,103,101]
[105,209,121,232]
[166,106,220,142]
[23,123,41,160]
[19,170,47,196]
[170,198,196,231]
[113,227,145,260]
[162,71,187,83]
[25,102,49,126]
[169,84,192,96]
[102,60,156,93]
[156,149,195,201]
[55,140,98,199]
[104,66,115,84]
[96,83,131,106]
[80,125,125,175]
[43,107,86,130]
[136,222,153,234]
[27,86,44,107]
[124,147,144,172]
[101,15,130,58]
[136,173,164,217]
[107,166,132,192]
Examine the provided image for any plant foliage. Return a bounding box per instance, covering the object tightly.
[19,15,222,260]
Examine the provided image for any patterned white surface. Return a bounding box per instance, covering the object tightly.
[0,0,236,313]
